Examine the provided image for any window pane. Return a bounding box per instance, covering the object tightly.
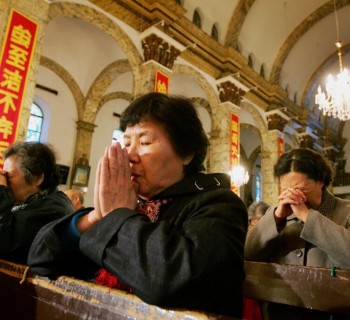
[26,103,43,142]
[112,129,124,146]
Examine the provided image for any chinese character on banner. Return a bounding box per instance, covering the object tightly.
[230,113,240,193]
[278,136,284,156]
[0,9,38,167]
[154,70,169,94]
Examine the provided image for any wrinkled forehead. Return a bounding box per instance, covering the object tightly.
[279,171,315,190]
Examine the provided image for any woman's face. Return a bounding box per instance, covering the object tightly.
[279,171,324,209]
[124,120,186,200]
[3,155,42,204]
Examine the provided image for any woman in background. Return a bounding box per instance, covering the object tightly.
[0,142,74,264]
[245,148,350,320]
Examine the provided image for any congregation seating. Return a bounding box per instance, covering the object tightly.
[0,259,349,319]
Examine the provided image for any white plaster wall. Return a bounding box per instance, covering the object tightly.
[85,99,129,206]
[34,67,77,184]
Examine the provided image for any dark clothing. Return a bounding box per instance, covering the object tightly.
[28,173,248,318]
[0,185,74,264]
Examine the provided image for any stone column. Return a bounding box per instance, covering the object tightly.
[210,101,240,174]
[261,111,288,204]
[0,1,50,141]
[211,76,248,196]
[70,120,96,186]
[135,25,184,96]
[73,120,96,164]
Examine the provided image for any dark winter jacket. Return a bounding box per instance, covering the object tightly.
[28,173,248,318]
[0,185,74,264]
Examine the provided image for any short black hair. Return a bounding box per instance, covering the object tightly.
[4,142,59,189]
[120,92,210,175]
[273,148,333,188]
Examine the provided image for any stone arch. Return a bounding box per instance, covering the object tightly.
[83,60,133,123]
[269,1,349,83]
[40,56,84,118]
[172,64,220,110]
[47,2,143,72]
[240,101,267,136]
[99,92,132,110]
[224,0,256,48]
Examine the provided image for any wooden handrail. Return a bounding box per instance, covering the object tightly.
[244,261,350,315]
[0,259,233,319]
[1,259,350,319]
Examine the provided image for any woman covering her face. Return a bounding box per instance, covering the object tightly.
[28,92,248,318]
[0,142,74,263]
[245,148,350,320]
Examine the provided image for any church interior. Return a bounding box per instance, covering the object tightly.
[1,0,350,207]
[2,1,350,318]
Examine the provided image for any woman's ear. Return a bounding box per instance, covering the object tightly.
[182,154,194,166]
[35,173,45,186]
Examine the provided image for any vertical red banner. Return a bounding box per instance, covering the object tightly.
[278,136,284,156]
[154,70,168,94]
[278,136,284,193]
[230,113,240,193]
[0,9,38,167]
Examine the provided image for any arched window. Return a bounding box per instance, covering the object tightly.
[255,174,262,202]
[193,9,201,28]
[112,128,124,146]
[248,54,253,68]
[211,24,219,41]
[26,102,43,142]
[260,64,265,79]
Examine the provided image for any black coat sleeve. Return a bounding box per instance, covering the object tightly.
[28,208,98,279]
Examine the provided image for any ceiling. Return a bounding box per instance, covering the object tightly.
[89,0,350,149]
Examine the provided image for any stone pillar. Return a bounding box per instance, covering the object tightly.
[136,61,173,96]
[70,120,96,186]
[210,101,241,174]
[261,111,288,204]
[211,76,248,196]
[0,1,50,141]
[135,25,184,96]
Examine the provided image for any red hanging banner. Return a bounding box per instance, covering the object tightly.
[230,113,240,193]
[278,136,284,156]
[0,9,38,167]
[154,70,169,94]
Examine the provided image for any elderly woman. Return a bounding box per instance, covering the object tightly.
[247,201,269,231]
[28,92,247,318]
[245,148,350,319]
[0,142,74,264]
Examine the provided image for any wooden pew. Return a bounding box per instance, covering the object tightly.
[0,259,232,319]
[1,259,350,319]
[244,261,350,316]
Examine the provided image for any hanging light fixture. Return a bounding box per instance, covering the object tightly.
[228,155,249,188]
[315,0,350,121]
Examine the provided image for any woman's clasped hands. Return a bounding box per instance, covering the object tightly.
[274,188,309,223]
[77,142,138,232]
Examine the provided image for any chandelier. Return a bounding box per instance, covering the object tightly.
[229,164,249,188]
[315,0,350,121]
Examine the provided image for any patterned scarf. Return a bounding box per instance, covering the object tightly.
[11,188,50,212]
[95,199,170,291]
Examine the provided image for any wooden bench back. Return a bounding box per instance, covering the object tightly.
[1,259,349,319]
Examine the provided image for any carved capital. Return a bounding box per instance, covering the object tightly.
[141,34,181,69]
[217,81,246,106]
[266,113,287,132]
[298,133,315,149]
[76,120,96,132]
